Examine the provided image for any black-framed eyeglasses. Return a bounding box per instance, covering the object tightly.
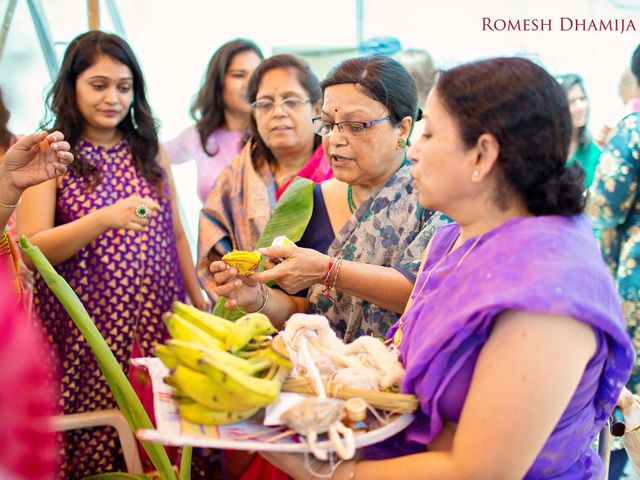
[312,115,392,137]
[251,97,310,115]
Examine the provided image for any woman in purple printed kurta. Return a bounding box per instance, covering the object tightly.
[18,32,205,478]
[33,140,186,476]
[260,58,634,479]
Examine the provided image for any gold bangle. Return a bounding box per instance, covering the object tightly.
[348,460,358,480]
[254,283,270,313]
[0,196,21,209]
[332,460,358,480]
[330,258,343,292]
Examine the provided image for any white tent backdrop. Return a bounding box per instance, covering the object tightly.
[1,0,638,250]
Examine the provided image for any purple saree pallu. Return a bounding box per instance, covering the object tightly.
[370,215,634,478]
[33,140,186,478]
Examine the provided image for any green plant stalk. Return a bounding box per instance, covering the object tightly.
[84,473,148,480]
[19,237,177,480]
[179,446,192,480]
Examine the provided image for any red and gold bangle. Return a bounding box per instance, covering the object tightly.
[323,256,336,284]
[330,258,343,293]
[323,256,337,298]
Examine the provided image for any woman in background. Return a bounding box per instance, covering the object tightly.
[0,87,16,156]
[164,39,263,203]
[557,73,601,187]
[587,43,640,480]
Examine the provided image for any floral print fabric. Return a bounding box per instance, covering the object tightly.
[306,160,447,342]
[587,112,640,391]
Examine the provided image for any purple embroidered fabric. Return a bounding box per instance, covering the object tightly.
[368,215,634,479]
[33,139,186,476]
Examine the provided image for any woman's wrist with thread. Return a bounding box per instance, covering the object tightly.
[323,257,340,298]
[322,256,335,285]
[330,258,344,292]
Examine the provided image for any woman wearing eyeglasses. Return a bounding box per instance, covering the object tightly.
[197,54,332,298]
[210,55,445,340]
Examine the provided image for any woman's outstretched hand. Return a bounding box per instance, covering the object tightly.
[0,131,73,191]
[250,245,328,294]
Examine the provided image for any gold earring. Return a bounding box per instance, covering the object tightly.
[398,138,407,149]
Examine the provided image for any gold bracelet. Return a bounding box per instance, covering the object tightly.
[332,460,358,480]
[330,258,343,292]
[348,460,358,480]
[254,283,270,313]
[0,195,21,209]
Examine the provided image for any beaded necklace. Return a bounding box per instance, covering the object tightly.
[387,232,485,352]
[347,184,357,214]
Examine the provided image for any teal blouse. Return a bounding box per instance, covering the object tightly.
[569,139,601,187]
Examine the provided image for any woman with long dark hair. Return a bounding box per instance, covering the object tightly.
[556,73,601,187]
[165,38,263,203]
[18,30,205,476]
[0,88,15,156]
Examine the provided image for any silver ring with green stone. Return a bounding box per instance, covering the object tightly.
[135,204,149,219]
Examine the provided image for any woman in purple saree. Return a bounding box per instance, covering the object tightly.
[261,57,634,479]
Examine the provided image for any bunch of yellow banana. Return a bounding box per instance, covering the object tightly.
[155,301,292,426]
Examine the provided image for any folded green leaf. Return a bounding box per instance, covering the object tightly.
[216,176,315,315]
[255,176,315,249]
[19,237,177,480]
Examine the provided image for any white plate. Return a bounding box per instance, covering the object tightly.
[133,357,413,452]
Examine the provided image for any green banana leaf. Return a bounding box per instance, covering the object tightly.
[19,237,178,480]
[215,176,315,318]
[255,176,315,249]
